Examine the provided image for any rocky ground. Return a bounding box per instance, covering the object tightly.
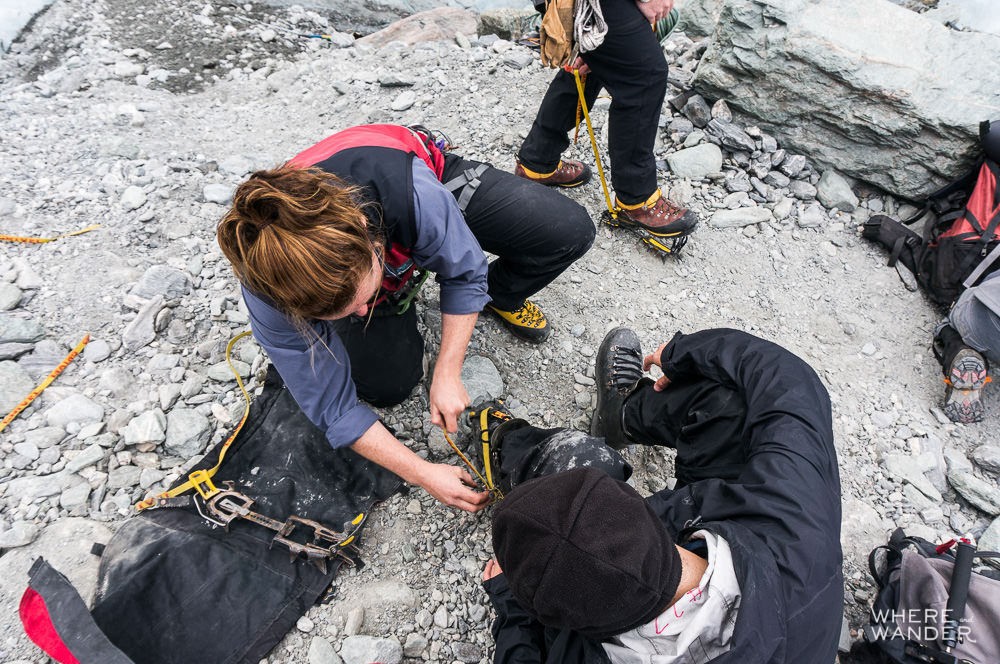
[2,1,1000,663]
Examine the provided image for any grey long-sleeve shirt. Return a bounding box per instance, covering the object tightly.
[243,159,490,449]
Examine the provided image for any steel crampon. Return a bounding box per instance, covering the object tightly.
[158,481,366,574]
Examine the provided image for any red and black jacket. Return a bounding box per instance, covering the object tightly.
[289,124,446,303]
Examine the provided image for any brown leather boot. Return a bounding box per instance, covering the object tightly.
[615,190,698,237]
[514,158,592,188]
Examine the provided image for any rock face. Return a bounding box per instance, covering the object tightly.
[691,0,1000,199]
[676,0,725,37]
[267,0,524,34]
[356,8,477,48]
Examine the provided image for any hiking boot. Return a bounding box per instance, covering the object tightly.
[514,158,592,188]
[591,327,651,450]
[943,348,990,424]
[466,399,526,494]
[487,300,551,343]
[615,190,698,238]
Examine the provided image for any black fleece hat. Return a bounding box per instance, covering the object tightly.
[491,467,682,639]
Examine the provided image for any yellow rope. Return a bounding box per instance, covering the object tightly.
[136,331,254,511]
[0,224,101,244]
[0,334,90,434]
[571,68,617,219]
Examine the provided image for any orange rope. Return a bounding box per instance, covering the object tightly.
[0,224,101,244]
[0,334,90,433]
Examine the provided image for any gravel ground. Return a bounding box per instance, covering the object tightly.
[1,1,998,663]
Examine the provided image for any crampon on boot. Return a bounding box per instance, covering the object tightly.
[463,399,524,498]
[601,190,697,257]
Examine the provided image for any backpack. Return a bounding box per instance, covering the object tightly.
[863,120,1000,307]
[536,0,576,68]
[851,528,1000,664]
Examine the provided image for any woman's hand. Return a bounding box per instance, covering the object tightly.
[430,372,470,433]
[420,462,490,512]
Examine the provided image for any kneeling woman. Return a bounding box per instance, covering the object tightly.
[216,124,594,512]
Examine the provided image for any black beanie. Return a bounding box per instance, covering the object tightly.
[491,467,682,640]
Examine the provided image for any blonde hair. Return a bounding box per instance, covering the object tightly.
[217,165,381,322]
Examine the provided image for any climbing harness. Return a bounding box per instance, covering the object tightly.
[385,268,429,315]
[443,429,504,502]
[413,124,487,214]
[569,68,689,257]
[444,164,490,213]
[136,331,367,571]
[0,334,90,434]
[0,224,100,244]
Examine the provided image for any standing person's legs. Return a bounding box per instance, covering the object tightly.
[575,0,667,205]
[517,70,603,175]
[622,378,749,487]
[329,303,424,407]
[444,154,595,313]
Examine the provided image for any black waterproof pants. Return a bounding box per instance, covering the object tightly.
[495,378,749,489]
[517,0,668,205]
[333,153,595,407]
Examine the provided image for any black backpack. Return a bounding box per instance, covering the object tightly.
[863,120,1000,307]
[848,529,1000,664]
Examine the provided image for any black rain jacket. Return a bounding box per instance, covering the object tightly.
[484,329,843,664]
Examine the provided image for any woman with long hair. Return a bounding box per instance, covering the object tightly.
[217,124,594,511]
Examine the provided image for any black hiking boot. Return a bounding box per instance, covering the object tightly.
[466,399,526,495]
[591,327,651,450]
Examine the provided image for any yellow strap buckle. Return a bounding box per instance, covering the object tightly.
[188,470,220,499]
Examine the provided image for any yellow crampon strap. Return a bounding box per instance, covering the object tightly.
[442,430,504,502]
[570,68,617,220]
[136,331,254,511]
[478,409,496,493]
[0,224,101,244]
[0,334,90,434]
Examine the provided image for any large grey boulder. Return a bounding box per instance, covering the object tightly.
[461,355,504,405]
[691,0,1000,199]
[356,8,477,48]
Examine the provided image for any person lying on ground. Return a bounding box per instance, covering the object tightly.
[216,124,595,512]
[471,327,843,662]
[515,0,697,250]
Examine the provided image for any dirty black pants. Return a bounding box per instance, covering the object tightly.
[496,378,749,491]
[517,0,668,205]
[333,153,595,407]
